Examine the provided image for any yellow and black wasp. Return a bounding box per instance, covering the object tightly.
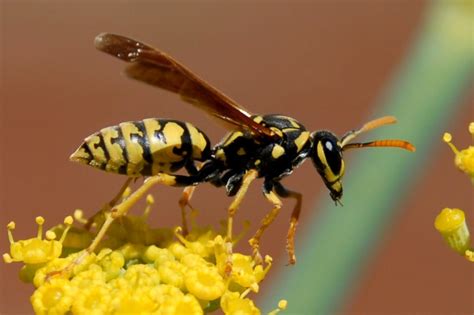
[70,33,415,266]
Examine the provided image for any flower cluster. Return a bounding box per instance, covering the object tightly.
[434,122,473,261]
[3,193,287,314]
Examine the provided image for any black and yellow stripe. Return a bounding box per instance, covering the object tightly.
[70,119,211,177]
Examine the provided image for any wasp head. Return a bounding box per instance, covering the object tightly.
[310,131,345,204]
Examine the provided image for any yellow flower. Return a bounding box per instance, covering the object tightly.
[254,255,273,283]
[175,226,216,259]
[71,284,112,315]
[434,208,470,255]
[167,241,191,260]
[185,265,226,301]
[143,245,175,265]
[437,122,473,262]
[111,287,158,314]
[118,243,146,261]
[31,278,76,315]
[211,235,232,276]
[4,186,277,313]
[229,254,272,291]
[157,260,187,290]
[156,293,203,315]
[123,264,161,288]
[443,124,474,181]
[220,291,260,315]
[97,249,125,281]
[70,264,107,289]
[150,283,184,306]
[180,252,209,268]
[33,251,98,287]
[33,257,74,287]
[4,216,73,265]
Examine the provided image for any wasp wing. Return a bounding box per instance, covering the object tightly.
[94,33,276,139]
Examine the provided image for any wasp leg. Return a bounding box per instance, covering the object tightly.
[85,177,134,230]
[178,161,202,235]
[248,181,283,265]
[273,181,302,265]
[227,169,258,240]
[178,186,196,235]
[224,169,258,275]
[46,173,195,281]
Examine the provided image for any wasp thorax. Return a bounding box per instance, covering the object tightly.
[311,131,345,202]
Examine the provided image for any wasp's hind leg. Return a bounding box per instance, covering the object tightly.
[273,181,302,265]
[46,173,197,281]
[178,161,219,235]
[249,181,302,265]
[178,161,207,235]
[178,186,196,235]
[223,169,258,275]
[248,180,283,265]
[226,170,258,242]
[85,177,134,230]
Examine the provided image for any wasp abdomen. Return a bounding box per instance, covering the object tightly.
[70,119,211,176]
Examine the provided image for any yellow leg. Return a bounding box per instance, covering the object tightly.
[178,186,196,235]
[285,191,302,265]
[248,190,283,265]
[226,170,258,241]
[225,169,258,276]
[85,177,134,230]
[47,173,177,281]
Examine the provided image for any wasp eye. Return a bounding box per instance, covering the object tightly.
[323,139,342,175]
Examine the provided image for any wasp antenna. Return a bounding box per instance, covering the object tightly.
[341,116,398,147]
[343,139,416,152]
[360,116,397,133]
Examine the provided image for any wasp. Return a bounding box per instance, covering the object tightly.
[70,33,415,266]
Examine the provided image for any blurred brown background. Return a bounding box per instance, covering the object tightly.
[1,1,472,314]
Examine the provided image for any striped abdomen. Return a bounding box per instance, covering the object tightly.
[70,119,211,176]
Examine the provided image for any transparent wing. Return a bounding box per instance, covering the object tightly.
[95,33,276,139]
